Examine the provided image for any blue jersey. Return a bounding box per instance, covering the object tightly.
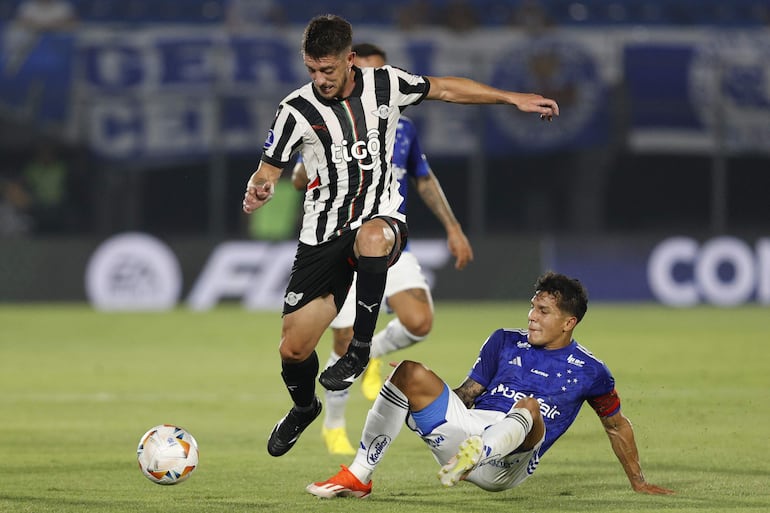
[391,116,430,216]
[469,328,617,455]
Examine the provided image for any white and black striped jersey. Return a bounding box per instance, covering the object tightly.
[261,65,430,246]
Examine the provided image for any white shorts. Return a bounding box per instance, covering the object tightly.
[406,385,544,492]
[330,251,431,329]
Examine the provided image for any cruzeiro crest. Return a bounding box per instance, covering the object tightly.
[489,36,602,148]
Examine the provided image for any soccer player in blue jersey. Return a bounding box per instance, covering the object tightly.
[307,272,675,498]
[292,42,474,456]
[243,14,558,459]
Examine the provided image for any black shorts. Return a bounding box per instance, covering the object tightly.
[282,217,408,316]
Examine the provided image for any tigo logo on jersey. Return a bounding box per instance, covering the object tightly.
[331,129,381,170]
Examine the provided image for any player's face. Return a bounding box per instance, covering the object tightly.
[353,54,386,68]
[527,291,575,349]
[304,51,355,100]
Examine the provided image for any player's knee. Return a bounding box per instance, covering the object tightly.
[515,397,542,422]
[397,295,433,337]
[401,314,432,338]
[389,359,428,386]
[356,219,395,256]
[278,338,314,363]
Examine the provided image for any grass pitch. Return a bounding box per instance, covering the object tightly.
[1,302,768,513]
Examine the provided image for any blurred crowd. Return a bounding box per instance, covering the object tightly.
[0,0,768,29]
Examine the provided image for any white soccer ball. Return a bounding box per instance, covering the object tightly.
[137,424,199,485]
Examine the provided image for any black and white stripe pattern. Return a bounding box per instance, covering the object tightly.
[261,65,430,245]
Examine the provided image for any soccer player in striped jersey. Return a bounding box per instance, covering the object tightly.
[242,14,559,458]
[292,42,475,457]
[307,272,675,498]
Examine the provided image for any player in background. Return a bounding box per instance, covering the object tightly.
[307,272,675,498]
[291,43,474,455]
[242,14,558,458]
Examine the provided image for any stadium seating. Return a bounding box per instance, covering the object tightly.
[0,0,767,27]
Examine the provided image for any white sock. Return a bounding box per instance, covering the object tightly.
[370,319,425,358]
[348,380,409,483]
[322,351,350,429]
[481,408,533,457]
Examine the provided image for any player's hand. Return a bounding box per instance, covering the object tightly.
[514,93,559,121]
[447,226,473,270]
[632,482,675,495]
[242,182,274,213]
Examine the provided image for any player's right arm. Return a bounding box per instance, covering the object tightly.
[425,76,559,120]
[242,160,282,214]
[452,377,485,408]
[590,390,675,496]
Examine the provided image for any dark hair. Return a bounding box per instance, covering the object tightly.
[302,15,353,59]
[534,271,588,323]
[352,42,387,61]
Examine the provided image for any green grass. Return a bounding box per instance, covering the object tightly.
[1,302,769,513]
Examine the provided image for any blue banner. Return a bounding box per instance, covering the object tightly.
[2,26,768,161]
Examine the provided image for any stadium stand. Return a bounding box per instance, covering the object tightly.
[0,0,767,27]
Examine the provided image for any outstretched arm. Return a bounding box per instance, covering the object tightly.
[242,161,283,214]
[413,171,473,270]
[600,411,675,495]
[425,76,559,120]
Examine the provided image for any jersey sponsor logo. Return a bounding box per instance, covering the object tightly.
[366,434,391,465]
[331,129,381,170]
[488,385,561,419]
[517,341,530,349]
[530,368,549,378]
[567,354,585,367]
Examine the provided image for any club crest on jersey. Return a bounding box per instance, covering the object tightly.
[284,291,303,306]
[331,128,381,170]
[372,105,392,119]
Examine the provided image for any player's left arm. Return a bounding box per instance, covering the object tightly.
[414,170,473,270]
[425,76,559,120]
[594,400,675,495]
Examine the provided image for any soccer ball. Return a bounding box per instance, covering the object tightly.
[137,424,199,485]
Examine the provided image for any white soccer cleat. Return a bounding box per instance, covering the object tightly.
[438,435,483,487]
